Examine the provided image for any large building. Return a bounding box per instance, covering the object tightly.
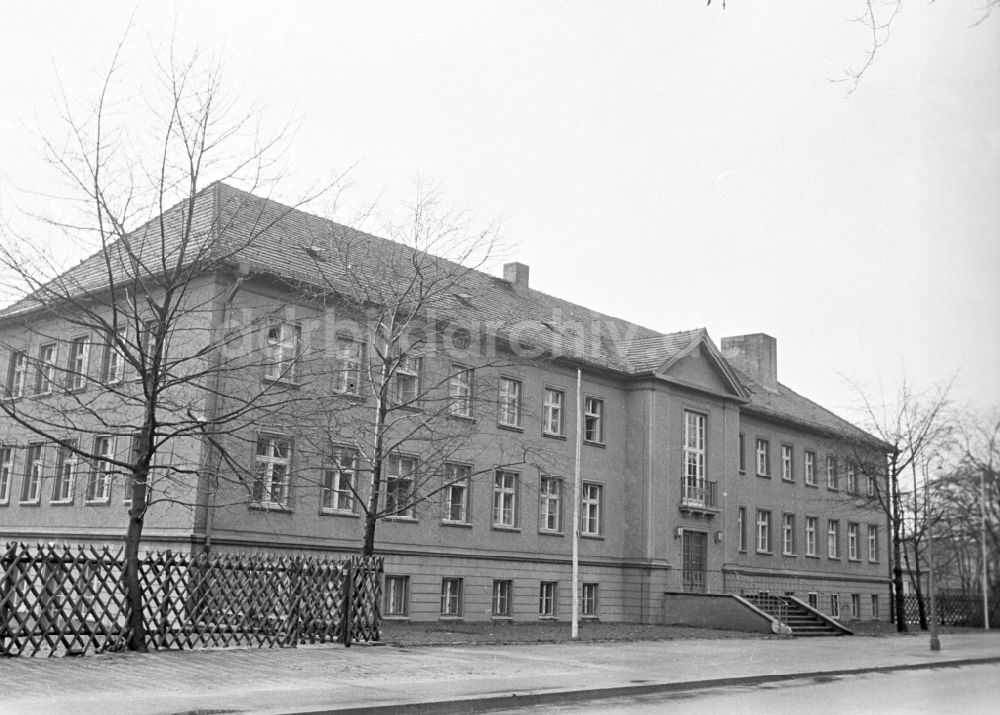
[0,184,889,627]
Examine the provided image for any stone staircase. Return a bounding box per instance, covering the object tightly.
[743,593,851,636]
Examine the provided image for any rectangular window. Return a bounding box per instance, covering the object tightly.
[86,436,114,504]
[851,593,861,619]
[321,448,356,513]
[808,592,818,610]
[755,438,770,477]
[52,441,79,504]
[868,525,879,562]
[492,469,519,528]
[440,578,463,617]
[253,435,291,508]
[442,462,471,523]
[20,443,44,504]
[867,473,876,497]
[826,456,838,489]
[738,433,746,473]
[805,516,818,556]
[584,397,604,444]
[846,463,857,493]
[498,377,522,428]
[581,482,602,536]
[67,336,89,391]
[830,594,840,618]
[264,321,301,382]
[871,594,880,619]
[782,513,795,555]
[385,454,416,518]
[804,450,816,485]
[6,350,27,399]
[683,411,706,504]
[581,583,599,617]
[539,581,557,617]
[334,334,362,394]
[384,576,409,617]
[737,506,748,552]
[393,354,421,406]
[543,387,564,436]
[492,579,512,617]
[848,522,860,560]
[34,343,57,395]
[781,445,793,481]
[449,365,473,418]
[0,446,12,504]
[756,509,771,553]
[102,329,126,384]
[827,519,840,558]
[539,476,562,532]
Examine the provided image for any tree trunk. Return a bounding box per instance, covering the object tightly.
[361,353,392,559]
[890,455,908,632]
[361,514,377,558]
[904,539,928,630]
[123,470,148,652]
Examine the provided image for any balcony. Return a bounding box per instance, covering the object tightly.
[679,478,720,518]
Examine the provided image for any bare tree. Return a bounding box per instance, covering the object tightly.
[0,43,337,650]
[934,408,1000,619]
[840,0,1000,92]
[707,1,998,93]
[845,377,953,631]
[293,187,551,557]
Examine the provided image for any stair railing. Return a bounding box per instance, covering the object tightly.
[727,570,789,624]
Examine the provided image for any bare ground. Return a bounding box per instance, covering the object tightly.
[380,619,770,646]
[380,618,976,646]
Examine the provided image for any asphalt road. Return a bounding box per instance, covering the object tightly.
[523,662,1000,714]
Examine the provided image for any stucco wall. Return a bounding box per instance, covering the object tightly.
[662,592,775,632]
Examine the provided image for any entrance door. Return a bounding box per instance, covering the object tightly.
[682,530,707,593]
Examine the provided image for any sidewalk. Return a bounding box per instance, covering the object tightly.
[1,632,998,714]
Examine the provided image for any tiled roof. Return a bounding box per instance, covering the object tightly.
[1,182,879,444]
[732,365,881,444]
[207,183,669,372]
[1,191,219,318]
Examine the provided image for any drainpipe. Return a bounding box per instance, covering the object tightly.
[571,367,582,640]
[202,264,249,553]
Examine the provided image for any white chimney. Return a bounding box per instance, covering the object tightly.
[503,262,530,290]
[721,333,778,391]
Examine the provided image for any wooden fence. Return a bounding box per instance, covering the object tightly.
[0,542,383,657]
[902,593,998,628]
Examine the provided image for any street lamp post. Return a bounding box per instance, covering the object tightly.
[982,467,990,631]
[926,468,939,651]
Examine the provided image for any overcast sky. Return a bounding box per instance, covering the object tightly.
[1,1,998,421]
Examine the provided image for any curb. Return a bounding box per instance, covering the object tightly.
[297,655,1000,714]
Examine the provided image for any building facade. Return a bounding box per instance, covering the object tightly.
[0,184,889,626]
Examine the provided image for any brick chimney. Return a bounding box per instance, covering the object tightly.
[503,262,530,290]
[721,333,778,391]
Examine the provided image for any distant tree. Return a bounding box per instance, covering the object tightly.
[845,378,953,631]
[934,408,1000,620]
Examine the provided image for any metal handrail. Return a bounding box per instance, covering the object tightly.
[680,478,718,508]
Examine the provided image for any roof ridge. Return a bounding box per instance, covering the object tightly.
[620,328,705,347]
